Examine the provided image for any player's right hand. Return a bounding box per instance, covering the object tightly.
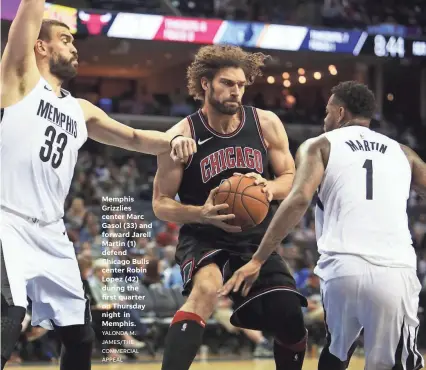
[200,187,242,233]
[170,135,197,164]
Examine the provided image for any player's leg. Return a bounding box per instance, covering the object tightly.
[229,254,308,370]
[359,267,424,370]
[0,218,31,369]
[54,321,95,370]
[263,290,308,370]
[162,262,224,370]
[318,276,363,370]
[28,221,94,370]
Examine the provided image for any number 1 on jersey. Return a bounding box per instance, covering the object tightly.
[362,159,373,200]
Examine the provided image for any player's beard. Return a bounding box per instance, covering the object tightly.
[208,86,241,115]
[49,52,78,81]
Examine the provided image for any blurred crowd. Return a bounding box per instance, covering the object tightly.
[87,0,426,33]
[10,129,426,363]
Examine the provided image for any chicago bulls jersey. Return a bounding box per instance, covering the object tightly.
[177,106,274,253]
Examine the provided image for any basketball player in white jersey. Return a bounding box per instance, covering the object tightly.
[221,81,426,370]
[0,1,196,369]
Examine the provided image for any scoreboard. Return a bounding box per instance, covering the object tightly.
[360,34,426,58]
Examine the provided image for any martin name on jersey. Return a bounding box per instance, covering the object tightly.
[0,78,87,223]
[345,137,388,154]
[314,126,415,280]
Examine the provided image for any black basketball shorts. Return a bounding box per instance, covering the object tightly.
[175,233,308,330]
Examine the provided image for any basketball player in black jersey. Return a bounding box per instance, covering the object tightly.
[153,45,308,370]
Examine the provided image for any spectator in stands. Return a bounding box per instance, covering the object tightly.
[142,258,163,288]
[170,90,193,117]
[65,197,87,229]
[162,245,183,289]
[79,215,104,258]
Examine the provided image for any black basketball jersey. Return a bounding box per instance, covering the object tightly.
[177,105,274,252]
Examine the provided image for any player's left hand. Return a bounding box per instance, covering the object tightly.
[218,258,262,297]
[233,172,273,202]
[170,135,197,163]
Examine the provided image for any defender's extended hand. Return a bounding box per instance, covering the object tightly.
[219,259,262,297]
[171,136,197,163]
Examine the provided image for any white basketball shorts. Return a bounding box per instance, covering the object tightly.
[0,207,89,329]
[321,262,424,370]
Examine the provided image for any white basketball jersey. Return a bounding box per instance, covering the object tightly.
[0,77,87,223]
[314,126,415,281]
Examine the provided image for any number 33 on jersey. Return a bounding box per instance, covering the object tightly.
[1,78,87,222]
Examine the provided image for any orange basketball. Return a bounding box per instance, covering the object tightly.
[214,175,270,230]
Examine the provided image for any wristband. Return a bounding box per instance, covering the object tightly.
[170,134,184,148]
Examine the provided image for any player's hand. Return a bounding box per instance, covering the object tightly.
[200,187,242,233]
[233,172,273,202]
[218,259,262,297]
[170,136,197,163]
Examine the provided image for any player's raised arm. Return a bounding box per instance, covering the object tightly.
[257,109,295,200]
[400,144,426,199]
[78,99,196,158]
[1,0,45,104]
[153,120,241,232]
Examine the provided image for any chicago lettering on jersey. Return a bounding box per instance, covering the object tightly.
[345,139,387,154]
[37,99,78,138]
[200,146,263,183]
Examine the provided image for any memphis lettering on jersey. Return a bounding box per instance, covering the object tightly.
[37,99,78,138]
[345,139,387,153]
[200,146,263,183]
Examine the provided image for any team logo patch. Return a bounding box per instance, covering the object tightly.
[181,259,194,286]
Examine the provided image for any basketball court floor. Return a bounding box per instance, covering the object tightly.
[7,357,376,370]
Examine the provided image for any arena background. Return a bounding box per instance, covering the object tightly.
[1,0,426,368]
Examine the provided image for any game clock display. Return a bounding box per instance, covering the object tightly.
[361,34,426,58]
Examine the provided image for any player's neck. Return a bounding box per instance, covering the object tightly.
[201,105,241,134]
[340,119,370,129]
[39,66,64,97]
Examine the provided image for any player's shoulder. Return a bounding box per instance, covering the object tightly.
[252,107,280,124]
[251,108,286,139]
[77,98,92,108]
[398,143,420,169]
[167,116,193,139]
[299,134,330,154]
[76,98,97,122]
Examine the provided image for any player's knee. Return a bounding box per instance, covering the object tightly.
[189,280,220,313]
[269,294,306,344]
[56,323,95,348]
[194,280,219,306]
[1,305,26,360]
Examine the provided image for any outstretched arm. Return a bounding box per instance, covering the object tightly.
[1,0,45,106]
[219,136,329,296]
[400,144,426,199]
[79,99,196,158]
[252,136,327,263]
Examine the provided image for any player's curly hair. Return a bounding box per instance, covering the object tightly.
[187,45,270,101]
[331,81,376,119]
